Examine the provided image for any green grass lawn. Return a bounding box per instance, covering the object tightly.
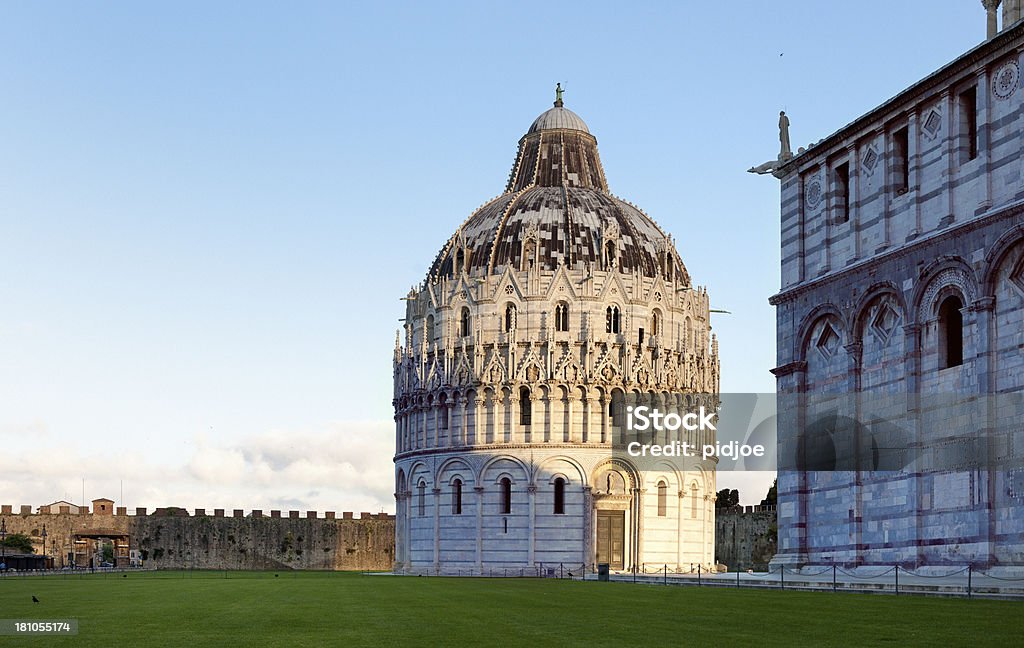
[0,571,1019,647]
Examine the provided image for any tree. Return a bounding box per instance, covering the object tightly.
[760,478,778,507]
[1,533,35,554]
[715,488,739,509]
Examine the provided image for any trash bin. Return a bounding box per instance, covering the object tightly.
[598,563,610,582]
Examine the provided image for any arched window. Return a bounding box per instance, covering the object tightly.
[417,481,426,517]
[452,479,463,515]
[460,307,471,337]
[504,304,517,333]
[455,248,465,275]
[519,387,531,426]
[439,395,449,431]
[425,315,435,342]
[665,253,673,278]
[657,481,668,517]
[690,484,699,519]
[605,240,617,269]
[606,306,621,334]
[500,477,512,514]
[651,310,661,337]
[554,478,566,514]
[938,295,964,369]
[555,302,569,332]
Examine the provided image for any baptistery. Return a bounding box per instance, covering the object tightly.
[393,91,719,574]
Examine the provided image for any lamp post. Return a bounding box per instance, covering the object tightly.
[41,525,48,570]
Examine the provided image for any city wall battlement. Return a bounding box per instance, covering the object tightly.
[0,505,394,571]
[1,504,393,520]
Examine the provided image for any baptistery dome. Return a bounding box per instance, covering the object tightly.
[393,91,718,576]
[429,97,689,284]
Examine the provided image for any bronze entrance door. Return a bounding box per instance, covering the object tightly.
[596,510,625,569]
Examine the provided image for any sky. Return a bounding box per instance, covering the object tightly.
[0,1,988,511]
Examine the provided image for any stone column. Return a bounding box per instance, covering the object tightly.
[459,395,468,446]
[527,484,537,567]
[508,388,518,444]
[400,412,408,452]
[985,0,1001,39]
[676,489,684,570]
[566,393,578,443]
[797,173,807,282]
[600,395,610,444]
[523,391,535,444]
[581,397,590,443]
[880,127,892,251]
[582,486,594,568]
[474,395,485,446]
[543,389,552,443]
[972,296,997,563]
[908,110,922,237]
[635,487,646,570]
[849,144,861,260]
[942,91,956,223]
[432,487,441,573]
[903,322,923,565]
[978,67,994,211]
[845,341,863,565]
[394,492,404,569]
[474,486,485,574]
[394,414,400,454]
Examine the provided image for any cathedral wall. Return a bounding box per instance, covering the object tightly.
[772,25,1024,569]
[779,38,1024,291]
[772,205,1024,566]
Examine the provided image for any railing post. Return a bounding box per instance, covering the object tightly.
[664,564,667,586]
[895,566,899,596]
[736,569,740,588]
[697,563,701,587]
[968,565,972,599]
[780,565,784,590]
[833,564,837,592]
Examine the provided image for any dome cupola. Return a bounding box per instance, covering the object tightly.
[430,86,689,285]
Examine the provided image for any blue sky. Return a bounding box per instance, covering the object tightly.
[0,1,987,510]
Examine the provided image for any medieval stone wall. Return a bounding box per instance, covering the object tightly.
[715,507,777,571]
[0,506,394,571]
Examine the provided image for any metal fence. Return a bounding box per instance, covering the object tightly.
[613,563,1024,598]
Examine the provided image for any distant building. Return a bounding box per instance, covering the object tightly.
[38,500,80,514]
[92,498,114,515]
[129,549,144,567]
[768,7,1024,568]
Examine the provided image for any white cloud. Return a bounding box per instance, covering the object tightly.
[0,419,396,514]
